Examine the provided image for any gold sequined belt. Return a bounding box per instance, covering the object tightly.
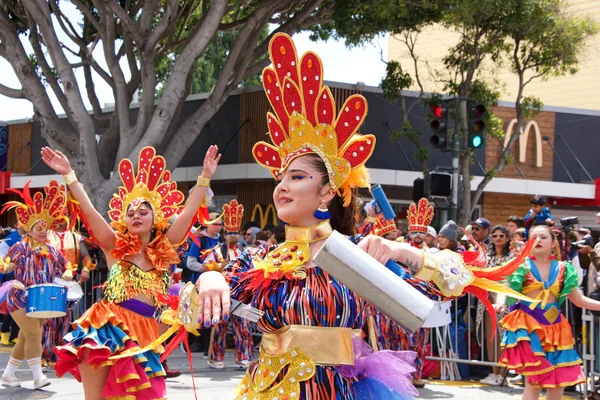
[260,325,360,366]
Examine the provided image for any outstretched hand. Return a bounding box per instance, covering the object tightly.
[41,147,72,175]
[202,145,221,179]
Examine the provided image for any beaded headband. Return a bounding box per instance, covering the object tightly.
[252,33,375,206]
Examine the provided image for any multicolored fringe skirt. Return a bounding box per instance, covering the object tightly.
[499,302,585,388]
[54,299,166,399]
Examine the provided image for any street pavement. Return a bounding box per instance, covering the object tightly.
[0,345,587,399]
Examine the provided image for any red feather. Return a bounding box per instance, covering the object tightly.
[460,230,487,267]
[464,285,498,341]
[473,237,536,281]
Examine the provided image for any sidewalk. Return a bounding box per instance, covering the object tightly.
[0,346,586,399]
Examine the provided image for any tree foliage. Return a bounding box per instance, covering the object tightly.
[342,0,597,225]
[0,0,339,211]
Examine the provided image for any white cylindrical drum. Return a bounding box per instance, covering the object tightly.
[314,231,435,333]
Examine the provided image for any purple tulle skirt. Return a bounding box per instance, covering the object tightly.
[338,337,418,399]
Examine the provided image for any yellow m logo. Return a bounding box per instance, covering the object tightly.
[503,119,543,168]
[250,204,277,228]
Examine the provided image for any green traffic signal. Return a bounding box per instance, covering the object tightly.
[468,103,486,149]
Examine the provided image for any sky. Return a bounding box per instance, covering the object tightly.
[0,18,389,122]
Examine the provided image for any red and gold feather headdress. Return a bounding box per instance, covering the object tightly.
[222,200,244,234]
[252,33,375,206]
[408,198,434,234]
[107,147,185,232]
[1,180,67,232]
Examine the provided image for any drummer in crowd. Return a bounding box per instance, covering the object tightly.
[0,180,70,389]
[43,218,92,368]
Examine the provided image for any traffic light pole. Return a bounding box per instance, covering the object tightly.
[449,98,460,222]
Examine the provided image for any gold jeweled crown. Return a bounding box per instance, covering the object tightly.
[252,33,375,206]
[408,198,434,234]
[222,199,244,233]
[108,147,185,232]
[2,180,67,232]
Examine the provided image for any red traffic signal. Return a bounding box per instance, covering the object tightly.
[430,104,447,120]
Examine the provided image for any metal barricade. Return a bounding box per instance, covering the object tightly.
[425,295,587,393]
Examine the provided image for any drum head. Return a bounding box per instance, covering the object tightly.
[422,301,452,328]
[54,277,84,301]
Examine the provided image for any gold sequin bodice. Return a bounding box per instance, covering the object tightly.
[103,260,169,305]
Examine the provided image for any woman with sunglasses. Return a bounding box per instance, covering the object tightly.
[479,225,513,386]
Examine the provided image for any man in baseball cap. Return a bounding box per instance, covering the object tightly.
[471,217,491,246]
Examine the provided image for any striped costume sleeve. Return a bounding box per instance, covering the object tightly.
[223,245,269,303]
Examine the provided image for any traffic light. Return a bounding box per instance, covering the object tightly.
[429,102,449,151]
[468,103,486,149]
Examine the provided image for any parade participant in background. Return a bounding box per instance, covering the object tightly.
[205,200,254,369]
[0,180,69,389]
[185,212,223,355]
[41,145,221,400]
[496,224,600,400]
[368,213,400,351]
[396,198,438,388]
[478,225,514,386]
[0,224,26,346]
[43,218,91,368]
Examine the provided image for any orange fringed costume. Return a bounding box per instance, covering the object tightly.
[54,147,183,400]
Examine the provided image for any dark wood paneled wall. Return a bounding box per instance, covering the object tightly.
[7,123,32,174]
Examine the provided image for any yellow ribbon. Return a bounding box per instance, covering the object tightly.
[523,280,560,310]
[470,277,540,304]
[108,310,181,361]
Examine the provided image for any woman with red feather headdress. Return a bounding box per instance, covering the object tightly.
[0,180,69,389]
[191,33,539,400]
[39,145,221,399]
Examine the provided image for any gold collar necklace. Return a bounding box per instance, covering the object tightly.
[254,219,332,280]
[284,219,333,243]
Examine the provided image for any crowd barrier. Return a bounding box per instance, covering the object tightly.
[69,271,595,397]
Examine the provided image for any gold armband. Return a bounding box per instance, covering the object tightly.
[414,251,438,281]
[414,249,475,297]
[63,170,78,185]
[82,267,90,273]
[196,176,210,187]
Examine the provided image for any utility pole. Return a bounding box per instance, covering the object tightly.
[449,98,460,221]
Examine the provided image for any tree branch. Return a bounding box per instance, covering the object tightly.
[0,9,77,154]
[0,82,25,98]
[133,0,229,154]
[27,24,70,111]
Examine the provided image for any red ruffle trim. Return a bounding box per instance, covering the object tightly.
[55,338,166,399]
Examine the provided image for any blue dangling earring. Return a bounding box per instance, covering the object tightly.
[314,203,331,220]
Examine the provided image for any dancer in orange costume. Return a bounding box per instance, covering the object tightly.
[41,145,221,400]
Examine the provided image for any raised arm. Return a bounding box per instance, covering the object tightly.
[41,147,116,250]
[166,145,221,244]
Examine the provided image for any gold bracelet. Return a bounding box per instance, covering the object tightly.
[63,170,78,185]
[197,176,210,187]
[414,250,438,281]
[82,267,90,273]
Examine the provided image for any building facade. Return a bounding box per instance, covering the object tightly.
[1,82,599,231]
